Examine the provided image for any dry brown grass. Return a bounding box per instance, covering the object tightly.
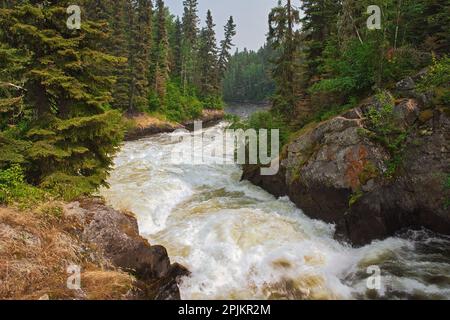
[0,205,134,300]
[82,271,134,300]
[130,113,177,129]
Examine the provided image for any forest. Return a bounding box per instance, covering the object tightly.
[230,0,449,145]
[222,45,275,103]
[0,0,236,202]
[0,0,449,303]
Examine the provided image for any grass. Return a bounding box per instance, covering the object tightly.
[0,205,135,300]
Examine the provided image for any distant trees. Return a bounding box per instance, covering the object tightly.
[222,45,275,103]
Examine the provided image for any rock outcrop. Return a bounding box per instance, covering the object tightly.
[125,109,225,141]
[243,87,449,246]
[64,198,189,299]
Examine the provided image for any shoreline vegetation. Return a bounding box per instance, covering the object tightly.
[0,0,232,300]
[0,0,449,300]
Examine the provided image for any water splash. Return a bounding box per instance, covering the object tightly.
[101,123,450,300]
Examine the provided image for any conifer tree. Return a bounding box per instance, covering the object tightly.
[181,0,199,91]
[268,0,302,115]
[301,0,341,83]
[170,17,183,79]
[0,1,125,198]
[150,0,170,105]
[198,10,219,97]
[128,0,153,113]
[218,16,237,78]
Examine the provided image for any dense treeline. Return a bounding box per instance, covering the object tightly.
[266,0,449,119]
[0,0,236,201]
[222,45,275,103]
[236,0,448,156]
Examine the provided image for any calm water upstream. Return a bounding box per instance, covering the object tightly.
[101,106,450,300]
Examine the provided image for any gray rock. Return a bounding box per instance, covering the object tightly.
[65,197,188,299]
[243,94,450,246]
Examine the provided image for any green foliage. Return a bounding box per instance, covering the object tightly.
[349,190,364,207]
[0,3,126,201]
[310,40,378,96]
[161,81,203,122]
[364,93,408,178]
[312,98,358,123]
[417,56,450,108]
[232,111,292,147]
[0,165,46,207]
[222,46,275,103]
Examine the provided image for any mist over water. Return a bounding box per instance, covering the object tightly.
[101,119,450,300]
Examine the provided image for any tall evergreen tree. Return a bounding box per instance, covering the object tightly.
[301,0,341,84]
[198,10,219,97]
[0,1,124,198]
[268,0,302,115]
[128,0,153,113]
[170,17,183,79]
[218,16,237,78]
[181,0,199,91]
[150,0,170,105]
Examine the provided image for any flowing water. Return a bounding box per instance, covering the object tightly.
[101,112,450,300]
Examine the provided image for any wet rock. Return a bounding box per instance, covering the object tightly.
[243,89,450,246]
[394,99,420,128]
[65,198,188,299]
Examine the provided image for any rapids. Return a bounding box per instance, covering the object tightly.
[101,114,450,300]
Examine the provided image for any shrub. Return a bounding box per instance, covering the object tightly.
[0,164,46,207]
[417,56,450,108]
[231,111,292,147]
[363,93,408,178]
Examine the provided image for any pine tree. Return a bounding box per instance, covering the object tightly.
[218,16,237,78]
[181,0,199,91]
[268,0,302,115]
[128,0,153,113]
[170,17,183,79]
[0,41,30,168]
[150,0,170,106]
[198,10,219,98]
[301,0,341,83]
[0,2,125,199]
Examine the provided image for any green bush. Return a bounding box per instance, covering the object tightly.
[417,56,450,108]
[364,94,408,178]
[231,111,292,147]
[160,81,204,123]
[0,164,46,207]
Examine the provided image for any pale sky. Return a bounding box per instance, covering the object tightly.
[164,0,277,51]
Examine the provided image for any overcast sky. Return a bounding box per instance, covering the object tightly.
[164,0,276,51]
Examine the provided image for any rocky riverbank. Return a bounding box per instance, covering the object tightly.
[243,77,450,246]
[125,109,225,141]
[0,198,188,300]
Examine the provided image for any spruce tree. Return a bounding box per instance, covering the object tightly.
[218,16,237,78]
[170,17,183,79]
[268,0,302,115]
[0,2,125,199]
[128,0,153,113]
[150,0,170,106]
[198,10,219,98]
[301,0,341,84]
[181,0,199,91]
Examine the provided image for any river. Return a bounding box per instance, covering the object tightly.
[100,106,450,300]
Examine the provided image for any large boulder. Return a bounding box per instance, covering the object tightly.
[64,198,189,299]
[243,95,450,246]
